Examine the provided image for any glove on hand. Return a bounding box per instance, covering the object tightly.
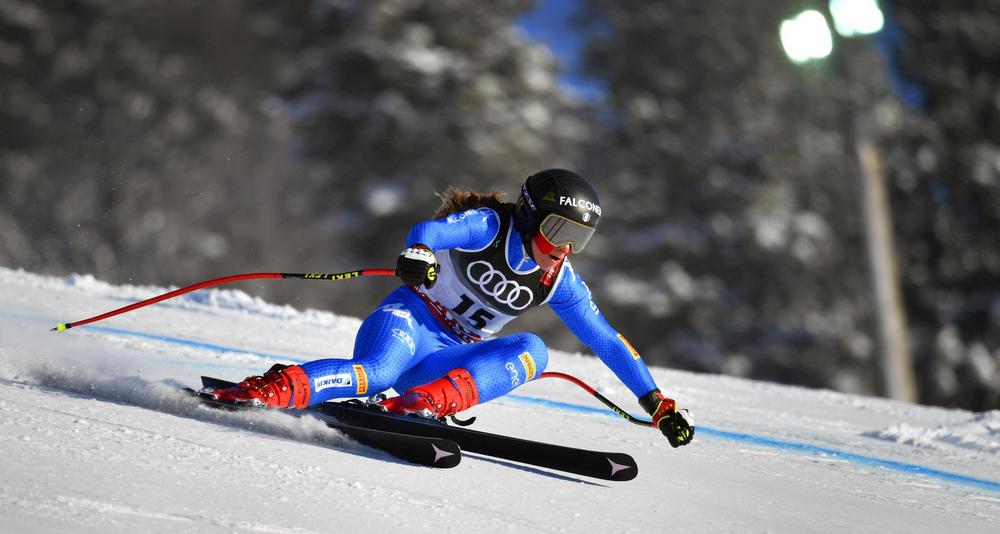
[396,244,439,289]
[640,389,695,448]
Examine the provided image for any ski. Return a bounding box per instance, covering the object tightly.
[185,384,461,469]
[202,376,637,482]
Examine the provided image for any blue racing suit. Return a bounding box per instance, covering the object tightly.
[300,207,658,406]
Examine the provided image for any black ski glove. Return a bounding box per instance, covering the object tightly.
[640,389,695,448]
[396,244,439,289]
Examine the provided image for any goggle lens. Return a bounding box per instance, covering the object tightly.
[538,214,595,253]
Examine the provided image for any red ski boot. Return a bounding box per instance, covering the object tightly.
[379,368,479,420]
[207,364,311,409]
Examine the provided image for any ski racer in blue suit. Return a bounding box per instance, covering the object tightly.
[211,169,694,447]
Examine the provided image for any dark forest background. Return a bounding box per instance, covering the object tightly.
[2,0,998,410]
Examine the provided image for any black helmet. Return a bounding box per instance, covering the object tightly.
[513,169,601,253]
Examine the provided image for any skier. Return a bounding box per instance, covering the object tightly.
[210,169,694,447]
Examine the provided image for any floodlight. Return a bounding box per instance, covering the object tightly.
[780,10,834,64]
[829,0,885,37]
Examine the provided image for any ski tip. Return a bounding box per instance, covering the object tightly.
[607,454,639,481]
[430,440,462,468]
[51,323,68,333]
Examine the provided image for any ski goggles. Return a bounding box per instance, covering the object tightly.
[535,213,596,254]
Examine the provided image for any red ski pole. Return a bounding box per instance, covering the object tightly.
[51,269,397,333]
[537,371,655,427]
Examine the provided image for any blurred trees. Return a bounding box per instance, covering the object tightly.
[1,0,997,409]
[574,0,882,394]
[262,0,588,311]
[0,0,583,305]
[0,0,306,288]
[877,1,1000,408]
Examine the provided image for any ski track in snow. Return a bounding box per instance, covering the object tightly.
[1,266,999,533]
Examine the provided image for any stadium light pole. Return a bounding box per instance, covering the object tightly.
[780,2,916,403]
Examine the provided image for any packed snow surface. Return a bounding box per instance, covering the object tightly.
[0,266,998,533]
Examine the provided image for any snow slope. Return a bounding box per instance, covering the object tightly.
[0,266,998,534]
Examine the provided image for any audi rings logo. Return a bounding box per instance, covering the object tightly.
[466,261,534,311]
